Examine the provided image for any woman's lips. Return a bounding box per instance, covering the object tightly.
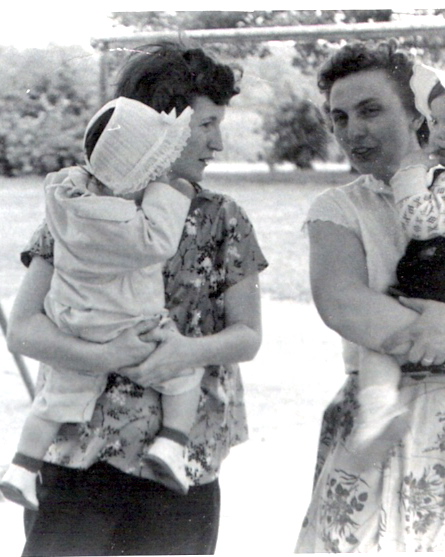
[351,146,375,161]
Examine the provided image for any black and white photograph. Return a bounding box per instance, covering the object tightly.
[1,4,445,555]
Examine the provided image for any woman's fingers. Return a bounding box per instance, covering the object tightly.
[407,343,427,364]
[398,296,429,313]
[382,299,445,366]
[119,357,191,387]
[381,328,412,354]
[407,338,445,366]
[119,363,148,386]
[420,355,437,366]
[138,326,170,344]
[133,315,162,335]
[383,328,445,365]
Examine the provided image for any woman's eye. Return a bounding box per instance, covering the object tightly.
[361,106,380,117]
[331,114,346,126]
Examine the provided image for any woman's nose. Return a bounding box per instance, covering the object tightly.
[209,127,223,152]
[346,116,366,142]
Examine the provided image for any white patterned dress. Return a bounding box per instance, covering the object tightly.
[295,174,445,553]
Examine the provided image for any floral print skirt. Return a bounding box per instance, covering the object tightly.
[295,372,445,553]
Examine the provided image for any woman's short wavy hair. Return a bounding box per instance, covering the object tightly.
[114,40,240,114]
[318,39,428,144]
[85,40,241,160]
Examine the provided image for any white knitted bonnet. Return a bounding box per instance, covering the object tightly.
[84,97,193,195]
[410,62,445,121]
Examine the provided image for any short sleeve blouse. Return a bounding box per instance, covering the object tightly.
[22,183,268,485]
[306,174,409,373]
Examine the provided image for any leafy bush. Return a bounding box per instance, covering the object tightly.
[262,94,330,169]
[0,46,99,176]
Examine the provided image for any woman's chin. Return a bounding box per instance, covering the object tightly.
[176,170,204,183]
[189,171,205,183]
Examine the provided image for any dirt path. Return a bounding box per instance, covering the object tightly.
[0,297,345,555]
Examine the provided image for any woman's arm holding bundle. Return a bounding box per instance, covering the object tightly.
[7,256,157,373]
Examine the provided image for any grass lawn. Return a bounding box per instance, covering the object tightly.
[0,168,352,302]
[199,168,351,302]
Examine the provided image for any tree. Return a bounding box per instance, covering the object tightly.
[0,45,99,175]
[106,10,398,168]
[262,94,330,169]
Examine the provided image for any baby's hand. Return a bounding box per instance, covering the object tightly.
[399,149,438,171]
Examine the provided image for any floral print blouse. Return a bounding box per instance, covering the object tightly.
[22,180,268,485]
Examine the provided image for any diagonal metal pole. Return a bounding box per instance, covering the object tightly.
[0,302,35,401]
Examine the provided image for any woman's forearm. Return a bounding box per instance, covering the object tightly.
[188,323,262,367]
[316,281,417,352]
[122,274,263,386]
[8,311,113,372]
[7,257,154,373]
[122,322,262,387]
[309,220,418,352]
[17,312,262,375]
[195,273,263,365]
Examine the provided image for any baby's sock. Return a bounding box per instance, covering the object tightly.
[12,452,43,473]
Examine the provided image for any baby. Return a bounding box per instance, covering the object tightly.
[0,96,203,510]
[354,62,445,448]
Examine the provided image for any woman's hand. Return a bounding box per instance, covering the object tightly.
[119,324,198,387]
[382,297,445,365]
[121,273,263,388]
[103,316,161,370]
[121,273,263,387]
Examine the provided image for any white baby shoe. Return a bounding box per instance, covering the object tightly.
[146,437,189,495]
[0,463,39,510]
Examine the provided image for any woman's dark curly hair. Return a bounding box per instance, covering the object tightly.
[318,39,428,144]
[114,40,240,114]
[85,40,241,159]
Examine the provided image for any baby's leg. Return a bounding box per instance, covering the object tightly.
[0,413,60,510]
[359,347,401,393]
[352,347,408,451]
[17,413,61,460]
[161,385,202,438]
[146,382,203,495]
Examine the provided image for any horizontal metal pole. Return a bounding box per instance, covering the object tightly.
[91,18,445,49]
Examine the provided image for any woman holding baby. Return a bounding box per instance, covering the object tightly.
[296,39,445,553]
[4,41,268,556]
